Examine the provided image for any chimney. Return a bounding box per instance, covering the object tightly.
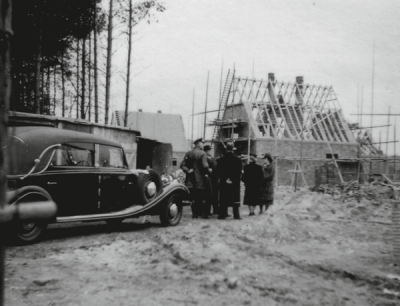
[138,109,142,112]
[157,110,162,114]
[296,76,304,85]
[295,76,304,105]
[268,73,275,82]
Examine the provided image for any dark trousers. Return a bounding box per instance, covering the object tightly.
[205,177,219,215]
[218,202,240,219]
[211,180,219,215]
[189,188,206,217]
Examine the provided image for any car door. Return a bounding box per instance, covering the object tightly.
[97,144,134,212]
[46,142,99,217]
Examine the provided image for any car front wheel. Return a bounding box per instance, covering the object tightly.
[159,193,182,226]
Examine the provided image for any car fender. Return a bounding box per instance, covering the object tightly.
[6,185,52,205]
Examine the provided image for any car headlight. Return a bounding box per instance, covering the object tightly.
[161,173,173,185]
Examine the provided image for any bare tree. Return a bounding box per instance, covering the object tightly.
[76,39,80,118]
[121,0,165,126]
[53,64,56,115]
[88,33,92,121]
[105,0,114,124]
[46,63,50,114]
[124,0,133,127]
[0,0,12,303]
[81,38,86,119]
[34,31,41,114]
[61,52,65,117]
[94,6,99,123]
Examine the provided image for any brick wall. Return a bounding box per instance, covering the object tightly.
[252,138,358,186]
[252,138,358,159]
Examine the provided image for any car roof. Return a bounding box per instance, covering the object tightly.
[9,126,121,147]
[7,126,123,176]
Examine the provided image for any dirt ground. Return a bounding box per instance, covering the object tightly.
[4,186,400,306]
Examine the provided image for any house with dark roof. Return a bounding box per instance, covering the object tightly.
[112,110,188,169]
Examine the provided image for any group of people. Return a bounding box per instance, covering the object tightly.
[180,138,275,220]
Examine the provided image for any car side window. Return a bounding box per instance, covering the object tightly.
[52,143,95,167]
[97,145,125,168]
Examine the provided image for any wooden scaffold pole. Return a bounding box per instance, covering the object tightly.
[203,71,209,140]
[386,106,391,175]
[191,88,195,145]
[395,117,397,180]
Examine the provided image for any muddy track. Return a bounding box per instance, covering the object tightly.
[4,192,400,306]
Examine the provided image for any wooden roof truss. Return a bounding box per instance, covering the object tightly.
[226,76,354,143]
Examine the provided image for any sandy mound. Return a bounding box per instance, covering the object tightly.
[255,186,394,243]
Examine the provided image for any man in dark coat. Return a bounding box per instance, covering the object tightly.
[204,144,218,216]
[180,138,209,218]
[242,153,263,216]
[216,140,242,220]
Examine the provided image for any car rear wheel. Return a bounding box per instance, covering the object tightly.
[160,193,182,226]
[136,170,163,204]
[10,187,52,245]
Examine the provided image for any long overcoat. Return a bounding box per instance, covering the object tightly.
[261,161,275,204]
[180,147,209,189]
[216,151,242,206]
[206,155,218,202]
[242,162,263,206]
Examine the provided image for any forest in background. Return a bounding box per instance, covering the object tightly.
[10,0,165,125]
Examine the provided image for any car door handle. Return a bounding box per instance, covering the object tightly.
[47,182,57,185]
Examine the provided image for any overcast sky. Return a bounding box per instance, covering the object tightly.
[108,0,400,154]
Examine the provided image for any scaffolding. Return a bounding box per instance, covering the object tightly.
[209,71,398,186]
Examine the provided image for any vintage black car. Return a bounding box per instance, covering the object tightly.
[5,126,189,244]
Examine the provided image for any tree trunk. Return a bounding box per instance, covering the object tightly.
[81,38,86,120]
[88,33,92,122]
[40,56,44,114]
[34,31,41,114]
[94,6,99,123]
[46,64,50,115]
[61,52,65,117]
[124,0,133,127]
[76,39,80,118]
[29,62,34,109]
[105,0,113,124]
[11,58,19,111]
[53,64,56,115]
[26,63,30,108]
[21,68,25,110]
[0,1,13,303]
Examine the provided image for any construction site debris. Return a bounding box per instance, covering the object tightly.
[311,180,400,202]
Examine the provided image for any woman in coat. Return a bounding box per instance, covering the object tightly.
[260,153,275,213]
[241,153,263,216]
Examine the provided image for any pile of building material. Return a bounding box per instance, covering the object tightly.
[312,180,400,202]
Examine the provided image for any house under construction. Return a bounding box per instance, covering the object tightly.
[211,71,395,186]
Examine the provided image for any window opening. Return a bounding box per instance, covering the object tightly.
[52,143,94,166]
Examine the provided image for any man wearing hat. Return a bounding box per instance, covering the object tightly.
[260,152,275,213]
[216,140,242,220]
[180,138,210,218]
[242,153,264,216]
[204,144,218,216]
